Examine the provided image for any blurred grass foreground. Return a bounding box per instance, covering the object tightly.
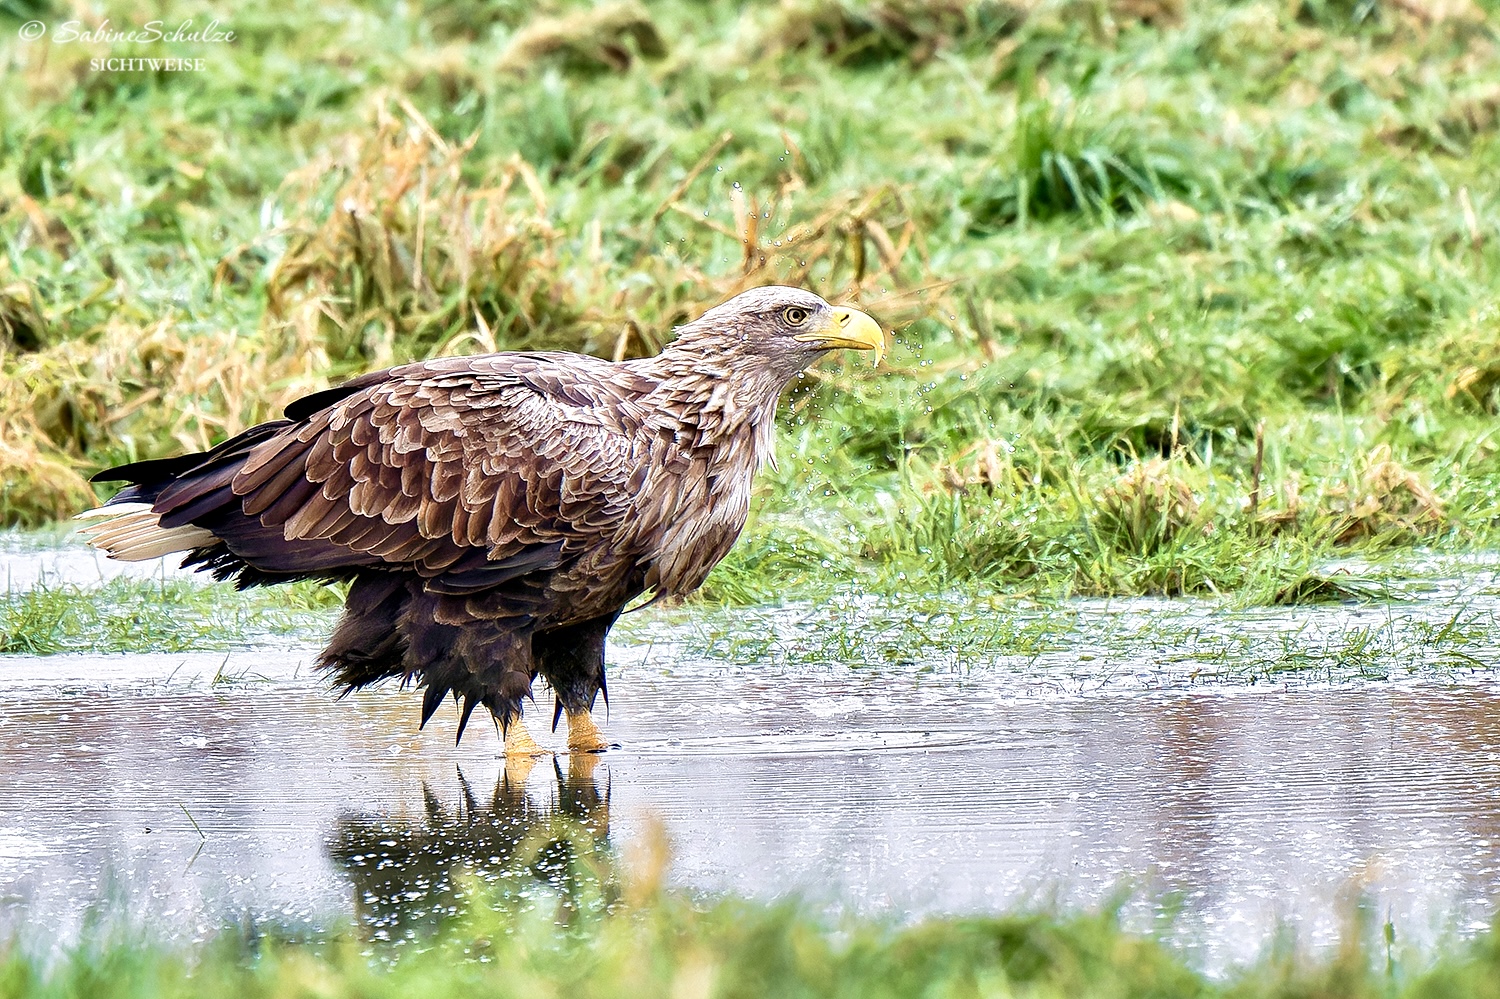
[2,0,1500,601]
[6,824,1500,999]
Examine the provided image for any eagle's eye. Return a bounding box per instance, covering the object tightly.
[782,306,810,326]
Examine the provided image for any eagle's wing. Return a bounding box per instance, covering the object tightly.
[151,353,659,593]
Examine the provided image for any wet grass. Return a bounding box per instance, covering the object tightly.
[0,575,339,655]
[3,547,1497,683]
[2,0,1500,599]
[633,581,1500,686]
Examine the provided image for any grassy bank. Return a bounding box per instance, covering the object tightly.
[3,0,1500,600]
[7,561,1500,685]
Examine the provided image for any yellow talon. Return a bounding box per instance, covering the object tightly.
[566,710,610,753]
[502,718,550,758]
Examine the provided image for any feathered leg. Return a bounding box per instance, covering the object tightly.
[318,575,410,690]
[533,612,617,753]
[402,590,549,755]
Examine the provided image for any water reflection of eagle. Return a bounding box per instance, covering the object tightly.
[77,288,883,754]
[328,757,610,940]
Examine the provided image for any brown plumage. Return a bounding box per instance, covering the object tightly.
[77,286,884,753]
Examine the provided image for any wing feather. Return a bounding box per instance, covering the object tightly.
[258,473,323,525]
[236,434,310,496]
[212,352,652,592]
[242,440,318,517]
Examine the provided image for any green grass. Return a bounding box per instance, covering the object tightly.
[0,574,339,655]
[7,848,1500,999]
[4,0,1500,600]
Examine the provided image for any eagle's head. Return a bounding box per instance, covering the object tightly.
[667,286,885,379]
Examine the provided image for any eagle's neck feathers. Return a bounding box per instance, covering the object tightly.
[635,346,792,467]
[625,344,800,596]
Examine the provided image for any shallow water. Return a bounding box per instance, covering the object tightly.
[4,643,1500,967]
[6,544,1500,968]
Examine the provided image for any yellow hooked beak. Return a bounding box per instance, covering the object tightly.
[795,306,886,366]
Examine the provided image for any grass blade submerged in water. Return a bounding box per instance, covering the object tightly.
[0,576,340,655]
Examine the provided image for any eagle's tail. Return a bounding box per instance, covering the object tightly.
[75,420,295,565]
[73,502,218,561]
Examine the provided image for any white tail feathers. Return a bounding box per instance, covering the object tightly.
[74,502,218,561]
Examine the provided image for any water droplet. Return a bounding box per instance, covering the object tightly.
[732,181,742,190]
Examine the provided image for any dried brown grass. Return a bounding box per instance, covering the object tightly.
[1382,0,1487,25]
[1093,458,1209,555]
[651,175,938,337]
[1324,444,1445,544]
[1108,0,1184,27]
[245,99,581,371]
[1251,446,1445,544]
[761,0,1033,65]
[498,1,667,74]
[936,439,1021,492]
[0,356,94,524]
[0,312,331,523]
[0,281,46,352]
